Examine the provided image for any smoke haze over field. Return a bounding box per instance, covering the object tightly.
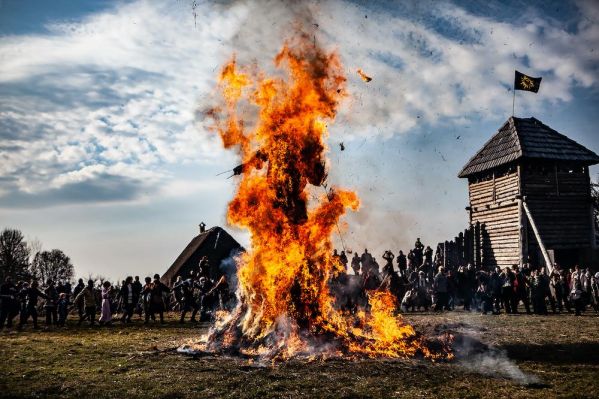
[0,0,598,279]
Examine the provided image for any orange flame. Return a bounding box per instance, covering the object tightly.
[205,31,450,361]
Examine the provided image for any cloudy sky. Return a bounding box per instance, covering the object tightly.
[1,0,598,280]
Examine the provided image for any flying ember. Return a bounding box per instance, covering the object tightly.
[202,31,451,361]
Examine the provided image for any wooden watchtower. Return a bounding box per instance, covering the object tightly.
[458,117,599,271]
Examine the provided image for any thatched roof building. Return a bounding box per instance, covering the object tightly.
[161,224,243,285]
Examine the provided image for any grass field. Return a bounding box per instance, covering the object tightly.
[1,311,598,399]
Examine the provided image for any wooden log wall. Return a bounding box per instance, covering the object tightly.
[436,224,481,270]
[522,162,592,250]
[468,169,520,269]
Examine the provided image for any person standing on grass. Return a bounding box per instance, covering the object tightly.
[132,276,143,318]
[64,280,72,303]
[18,280,48,330]
[433,267,449,311]
[512,265,531,314]
[149,274,170,324]
[72,278,85,321]
[99,281,113,326]
[570,265,585,316]
[500,267,515,314]
[56,293,69,326]
[120,276,135,323]
[142,277,154,323]
[177,280,199,323]
[74,280,97,326]
[44,279,59,326]
[0,277,21,329]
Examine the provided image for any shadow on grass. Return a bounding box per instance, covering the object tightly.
[503,342,599,365]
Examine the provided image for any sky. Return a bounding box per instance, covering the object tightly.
[0,0,598,281]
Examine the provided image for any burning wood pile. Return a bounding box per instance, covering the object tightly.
[195,31,452,362]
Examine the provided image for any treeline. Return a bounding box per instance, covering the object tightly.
[0,228,74,284]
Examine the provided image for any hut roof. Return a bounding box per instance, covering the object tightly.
[458,117,599,178]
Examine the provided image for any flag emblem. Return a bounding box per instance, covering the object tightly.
[514,70,541,93]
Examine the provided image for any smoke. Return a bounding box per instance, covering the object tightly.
[446,324,541,386]
[218,248,243,293]
[464,350,540,386]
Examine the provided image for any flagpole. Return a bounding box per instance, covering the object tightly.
[512,88,516,116]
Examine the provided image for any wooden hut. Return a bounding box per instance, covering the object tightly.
[458,117,599,271]
[161,224,243,285]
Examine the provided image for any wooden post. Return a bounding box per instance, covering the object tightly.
[587,166,597,249]
[522,201,553,274]
[517,164,528,265]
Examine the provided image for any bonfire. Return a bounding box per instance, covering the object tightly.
[197,31,452,362]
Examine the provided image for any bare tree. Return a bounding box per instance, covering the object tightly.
[27,237,43,265]
[30,249,74,284]
[0,228,30,281]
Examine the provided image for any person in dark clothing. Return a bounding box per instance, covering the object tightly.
[351,253,361,276]
[132,276,143,317]
[570,265,585,316]
[147,274,170,324]
[500,267,515,314]
[513,265,531,314]
[177,280,199,323]
[396,250,407,275]
[18,280,48,329]
[44,280,59,326]
[360,249,373,275]
[551,273,565,313]
[120,276,135,323]
[63,281,72,302]
[413,238,424,266]
[339,250,348,272]
[142,277,153,322]
[477,282,494,314]
[73,278,85,320]
[382,251,395,275]
[489,268,502,314]
[197,276,215,321]
[446,269,457,310]
[433,267,449,311]
[0,277,19,329]
[530,270,549,315]
[465,264,477,311]
[57,293,69,326]
[424,246,433,267]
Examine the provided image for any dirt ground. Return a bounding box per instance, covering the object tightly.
[0,310,597,399]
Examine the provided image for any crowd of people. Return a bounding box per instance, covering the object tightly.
[331,238,599,316]
[0,257,232,330]
[2,242,599,331]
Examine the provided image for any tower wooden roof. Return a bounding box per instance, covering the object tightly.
[458,117,599,178]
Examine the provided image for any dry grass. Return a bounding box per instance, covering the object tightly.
[1,311,598,399]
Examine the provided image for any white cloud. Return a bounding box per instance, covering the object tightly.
[0,0,596,207]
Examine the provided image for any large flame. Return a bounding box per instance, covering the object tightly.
[204,31,450,361]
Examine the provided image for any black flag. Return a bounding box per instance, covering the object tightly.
[514,70,541,93]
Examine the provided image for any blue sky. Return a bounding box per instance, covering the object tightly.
[1,0,598,280]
